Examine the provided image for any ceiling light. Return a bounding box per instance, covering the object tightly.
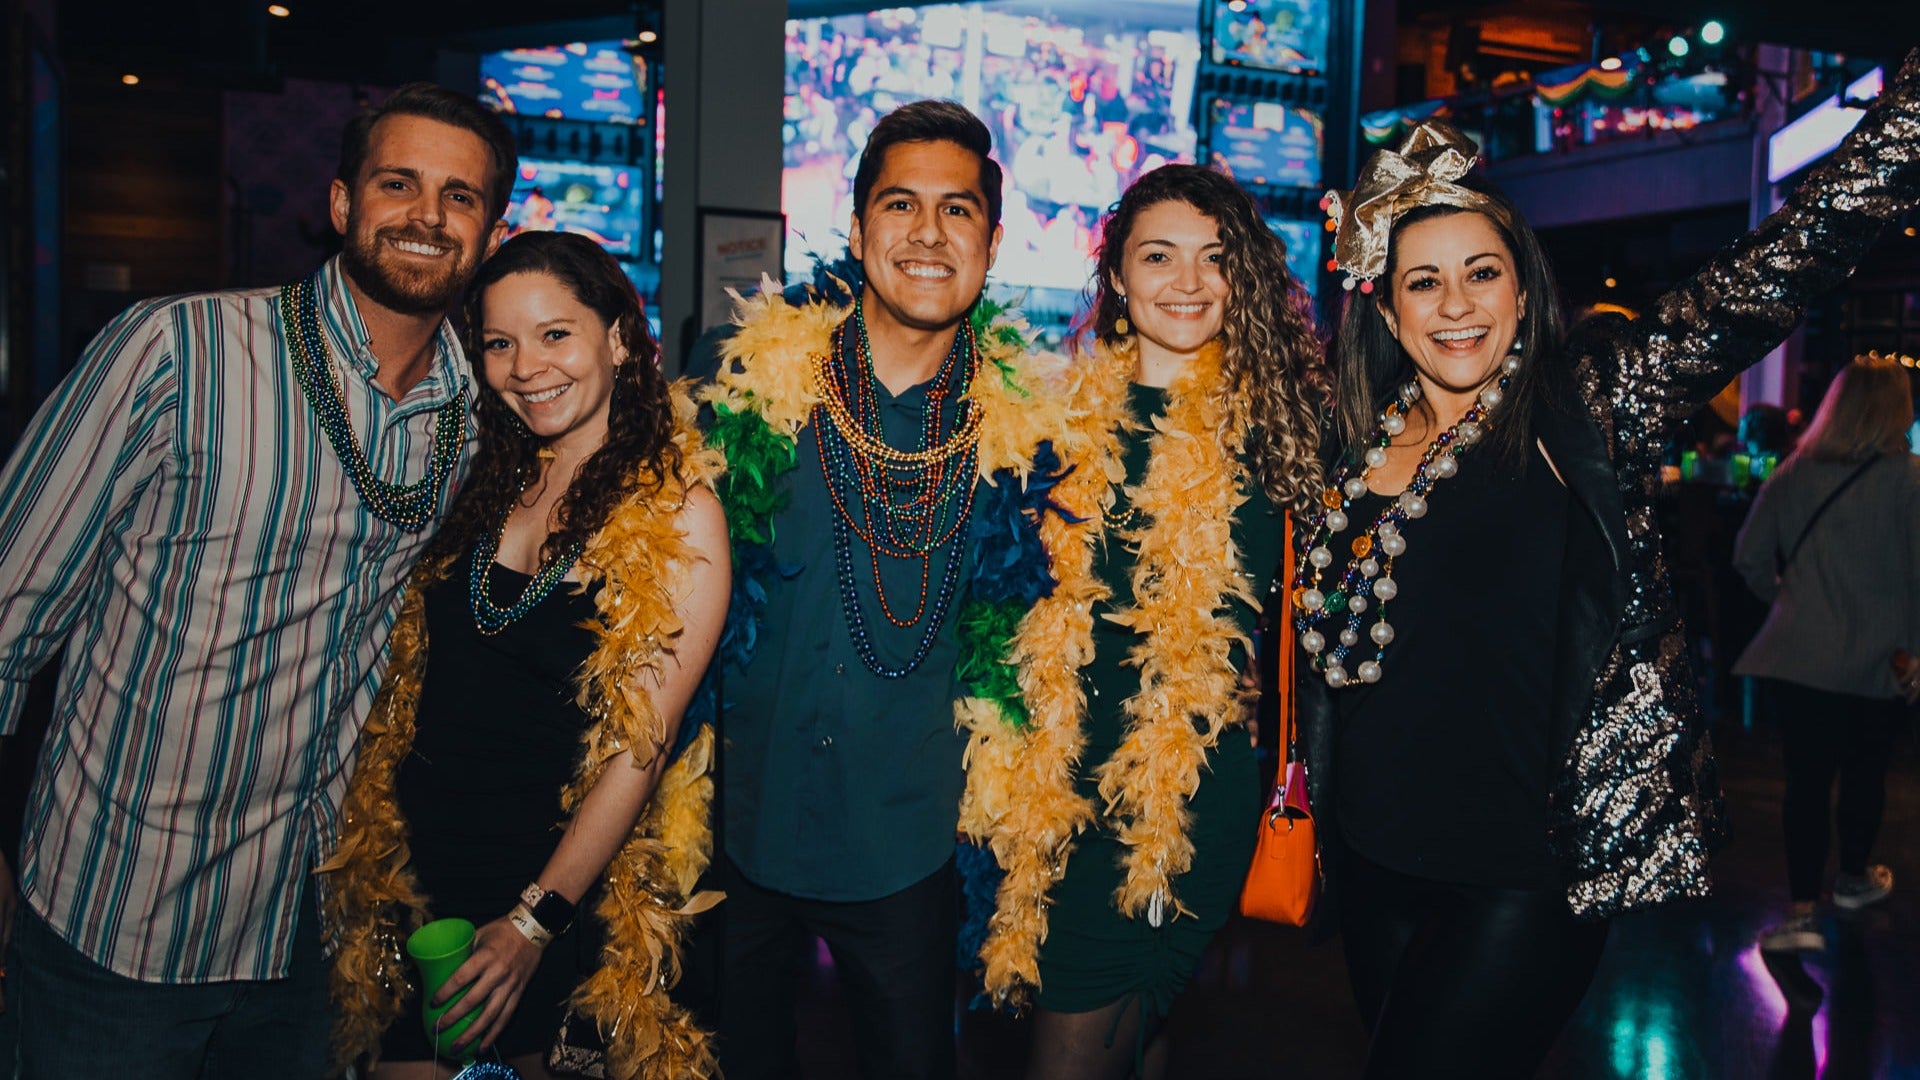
[122,74,140,85]
[267,4,290,15]
[1700,21,1725,46]
[637,29,658,43]
[1600,57,1623,71]
[1668,35,1690,58]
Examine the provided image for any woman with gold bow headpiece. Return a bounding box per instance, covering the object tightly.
[1290,50,1920,1077]
[954,164,1325,1078]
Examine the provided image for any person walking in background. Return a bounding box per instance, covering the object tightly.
[0,83,513,1077]
[1734,353,1920,954]
[322,232,729,1078]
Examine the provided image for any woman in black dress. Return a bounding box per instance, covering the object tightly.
[323,231,729,1078]
[1295,52,1920,1078]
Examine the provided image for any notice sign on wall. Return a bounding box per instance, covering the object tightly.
[698,208,788,333]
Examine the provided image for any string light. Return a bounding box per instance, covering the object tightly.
[121,74,140,85]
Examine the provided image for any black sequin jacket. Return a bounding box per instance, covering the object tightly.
[1300,49,1920,921]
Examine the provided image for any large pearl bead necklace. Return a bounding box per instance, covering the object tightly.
[1291,357,1516,688]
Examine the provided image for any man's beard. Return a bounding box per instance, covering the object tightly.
[340,222,478,316]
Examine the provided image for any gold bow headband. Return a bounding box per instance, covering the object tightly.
[1324,121,1509,291]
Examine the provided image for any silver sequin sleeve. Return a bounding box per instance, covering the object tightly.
[1552,48,1920,919]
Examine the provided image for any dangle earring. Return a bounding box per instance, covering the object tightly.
[1114,295,1131,337]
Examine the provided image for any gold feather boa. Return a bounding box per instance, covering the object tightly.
[957,339,1254,1008]
[320,383,726,1079]
[699,286,1071,482]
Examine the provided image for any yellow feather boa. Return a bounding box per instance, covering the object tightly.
[957,339,1254,1008]
[320,383,726,1079]
[698,286,1071,481]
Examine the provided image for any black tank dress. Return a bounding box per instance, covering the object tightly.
[378,558,607,1063]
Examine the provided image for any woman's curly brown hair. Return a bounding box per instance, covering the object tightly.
[428,230,682,571]
[1073,164,1327,512]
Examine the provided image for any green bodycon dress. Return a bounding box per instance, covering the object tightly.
[1032,382,1283,1017]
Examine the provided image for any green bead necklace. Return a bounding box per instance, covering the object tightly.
[280,280,465,533]
[468,503,584,636]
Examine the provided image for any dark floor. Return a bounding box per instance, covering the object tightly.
[794,719,1920,1079]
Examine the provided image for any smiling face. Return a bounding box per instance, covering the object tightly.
[1380,210,1523,399]
[847,138,1002,341]
[1113,200,1229,368]
[331,114,507,316]
[478,271,625,460]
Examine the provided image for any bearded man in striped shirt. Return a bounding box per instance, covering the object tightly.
[0,83,513,1077]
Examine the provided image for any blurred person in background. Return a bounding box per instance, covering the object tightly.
[1735,353,1920,954]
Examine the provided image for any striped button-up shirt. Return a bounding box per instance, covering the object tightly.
[0,256,471,982]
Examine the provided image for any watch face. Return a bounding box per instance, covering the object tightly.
[529,889,576,933]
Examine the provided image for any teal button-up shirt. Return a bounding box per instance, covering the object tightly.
[715,330,976,902]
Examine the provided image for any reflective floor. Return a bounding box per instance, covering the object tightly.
[795,721,1920,1078]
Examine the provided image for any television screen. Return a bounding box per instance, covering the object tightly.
[481,40,646,124]
[1208,100,1322,189]
[505,158,645,259]
[1210,0,1329,75]
[1264,217,1320,299]
[784,2,1203,294]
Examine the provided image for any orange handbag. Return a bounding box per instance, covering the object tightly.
[1239,515,1321,926]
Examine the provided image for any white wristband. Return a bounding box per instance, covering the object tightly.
[508,902,554,948]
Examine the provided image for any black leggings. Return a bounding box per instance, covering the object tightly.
[1771,679,1907,902]
[1338,849,1609,1080]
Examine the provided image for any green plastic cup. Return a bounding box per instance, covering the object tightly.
[406,917,480,1062]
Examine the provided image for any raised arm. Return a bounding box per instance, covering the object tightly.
[433,483,731,1056]
[1597,50,1920,454]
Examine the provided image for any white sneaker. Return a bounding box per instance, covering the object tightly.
[1833,865,1894,910]
[1759,913,1825,953]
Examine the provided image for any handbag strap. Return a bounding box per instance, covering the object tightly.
[1777,456,1879,576]
[1275,514,1298,763]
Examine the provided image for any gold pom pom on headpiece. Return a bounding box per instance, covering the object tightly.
[1324,120,1510,292]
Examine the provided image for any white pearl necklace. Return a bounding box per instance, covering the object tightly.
[1292,355,1518,688]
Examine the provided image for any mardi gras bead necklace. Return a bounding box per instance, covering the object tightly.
[467,500,584,636]
[812,302,981,676]
[280,280,465,533]
[1292,353,1518,688]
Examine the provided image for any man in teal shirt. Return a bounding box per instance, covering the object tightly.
[702,100,1007,1080]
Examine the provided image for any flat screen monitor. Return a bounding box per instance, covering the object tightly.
[505,158,645,259]
[481,40,646,124]
[1208,100,1322,189]
[784,2,1203,293]
[1264,217,1320,299]
[1209,0,1329,75]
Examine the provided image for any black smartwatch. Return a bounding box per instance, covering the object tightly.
[519,883,577,936]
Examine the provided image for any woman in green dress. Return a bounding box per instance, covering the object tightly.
[956,164,1327,1079]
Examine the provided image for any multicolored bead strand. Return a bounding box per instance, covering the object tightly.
[813,302,981,677]
[280,280,464,533]
[1291,356,1517,687]
[467,505,584,636]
